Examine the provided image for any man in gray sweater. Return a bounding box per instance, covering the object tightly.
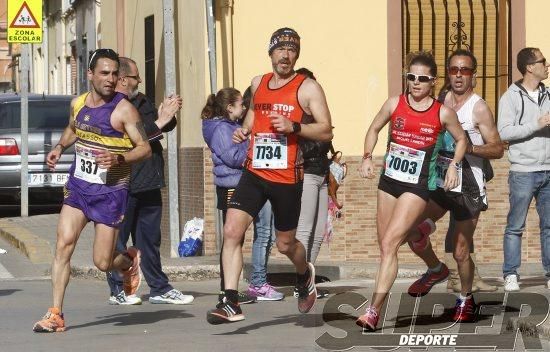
[498,47,550,291]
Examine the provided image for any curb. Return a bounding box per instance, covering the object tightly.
[65,264,221,281]
[0,219,53,264]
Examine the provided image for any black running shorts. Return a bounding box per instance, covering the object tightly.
[228,170,303,231]
[429,187,488,221]
[378,175,431,201]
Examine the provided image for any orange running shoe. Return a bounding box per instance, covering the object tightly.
[33,307,66,333]
[122,246,142,295]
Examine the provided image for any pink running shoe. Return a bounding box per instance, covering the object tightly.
[356,305,379,331]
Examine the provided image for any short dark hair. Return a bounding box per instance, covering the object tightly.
[447,49,477,71]
[406,50,437,77]
[517,47,539,75]
[88,48,119,71]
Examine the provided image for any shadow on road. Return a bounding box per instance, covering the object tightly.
[68,309,194,330]
[0,289,22,296]
[213,313,325,335]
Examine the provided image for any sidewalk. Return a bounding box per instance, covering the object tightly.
[2,213,550,280]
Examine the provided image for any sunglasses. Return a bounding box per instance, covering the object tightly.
[528,58,547,65]
[405,73,435,83]
[448,66,475,76]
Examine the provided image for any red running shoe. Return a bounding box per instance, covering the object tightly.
[453,295,477,322]
[122,247,141,295]
[297,262,317,313]
[356,305,379,331]
[407,263,449,297]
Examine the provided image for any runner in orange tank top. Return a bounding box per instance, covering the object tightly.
[207,27,333,324]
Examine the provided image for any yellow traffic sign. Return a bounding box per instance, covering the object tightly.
[7,0,43,43]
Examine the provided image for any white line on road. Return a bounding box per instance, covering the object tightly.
[0,260,14,279]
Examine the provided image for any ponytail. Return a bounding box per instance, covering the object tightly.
[200,88,241,120]
[201,94,217,119]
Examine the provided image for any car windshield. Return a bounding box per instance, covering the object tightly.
[0,100,71,129]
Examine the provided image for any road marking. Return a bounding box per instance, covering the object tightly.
[0,260,14,279]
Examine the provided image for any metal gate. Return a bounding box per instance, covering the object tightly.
[402,0,510,115]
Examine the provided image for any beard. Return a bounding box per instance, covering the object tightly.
[128,87,139,99]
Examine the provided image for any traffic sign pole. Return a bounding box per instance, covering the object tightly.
[20,44,29,217]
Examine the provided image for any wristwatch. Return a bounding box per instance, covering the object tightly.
[292,122,301,134]
[117,154,126,165]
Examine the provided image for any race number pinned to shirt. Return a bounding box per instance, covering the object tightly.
[74,144,107,184]
[384,142,425,184]
[435,154,462,192]
[252,133,287,169]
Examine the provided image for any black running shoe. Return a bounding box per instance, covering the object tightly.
[207,297,245,324]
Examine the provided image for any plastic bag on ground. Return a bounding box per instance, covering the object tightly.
[178,217,204,257]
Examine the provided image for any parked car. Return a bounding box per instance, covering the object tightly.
[0,93,75,205]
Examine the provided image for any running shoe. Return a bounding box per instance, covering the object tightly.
[356,305,379,331]
[296,262,317,313]
[247,283,285,301]
[217,291,256,307]
[207,297,245,324]
[149,289,194,304]
[294,287,329,299]
[504,274,520,292]
[453,296,477,322]
[407,263,449,297]
[122,246,142,296]
[109,291,142,305]
[33,307,66,333]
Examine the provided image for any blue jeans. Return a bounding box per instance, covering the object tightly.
[503,171,550,279]
[250,200,275,287]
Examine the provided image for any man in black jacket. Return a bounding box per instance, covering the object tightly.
[106,57,194,305]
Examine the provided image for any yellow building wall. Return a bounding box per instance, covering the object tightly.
[99,0,208,148]
[231,0,390,155]
[526,0,550,85]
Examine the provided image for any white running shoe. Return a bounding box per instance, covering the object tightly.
[504,274,520,292]
[149,289,194,304]
[547,279,550,290]
[109,292,142,305]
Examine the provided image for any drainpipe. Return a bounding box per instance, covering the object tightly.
[218,0,234,86]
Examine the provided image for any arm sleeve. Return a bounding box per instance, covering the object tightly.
[497,92,539,141]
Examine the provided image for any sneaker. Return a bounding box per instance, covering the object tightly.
[109,291,142,305]
[410,219,436,251]
[33,307,66,333]
[207,297,245,324]
[217,291,256,306]
[238,291,257,304]
[296,262,317,313]
[356,305,379,331]
[317,288,330,299]
[122,247,142,296]
[247,283,285,301]
[504,274,520,292]
[453,296,477,322]
[149,289,194,304]
[408,263,450,297]
[294,287,330,299]
[547,279,550,290]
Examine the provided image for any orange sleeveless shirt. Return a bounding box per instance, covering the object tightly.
[245,72,306,184]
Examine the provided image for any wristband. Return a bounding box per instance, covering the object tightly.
[55,143,65,151]
[292,122,301,134]
[362,152,372,160]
